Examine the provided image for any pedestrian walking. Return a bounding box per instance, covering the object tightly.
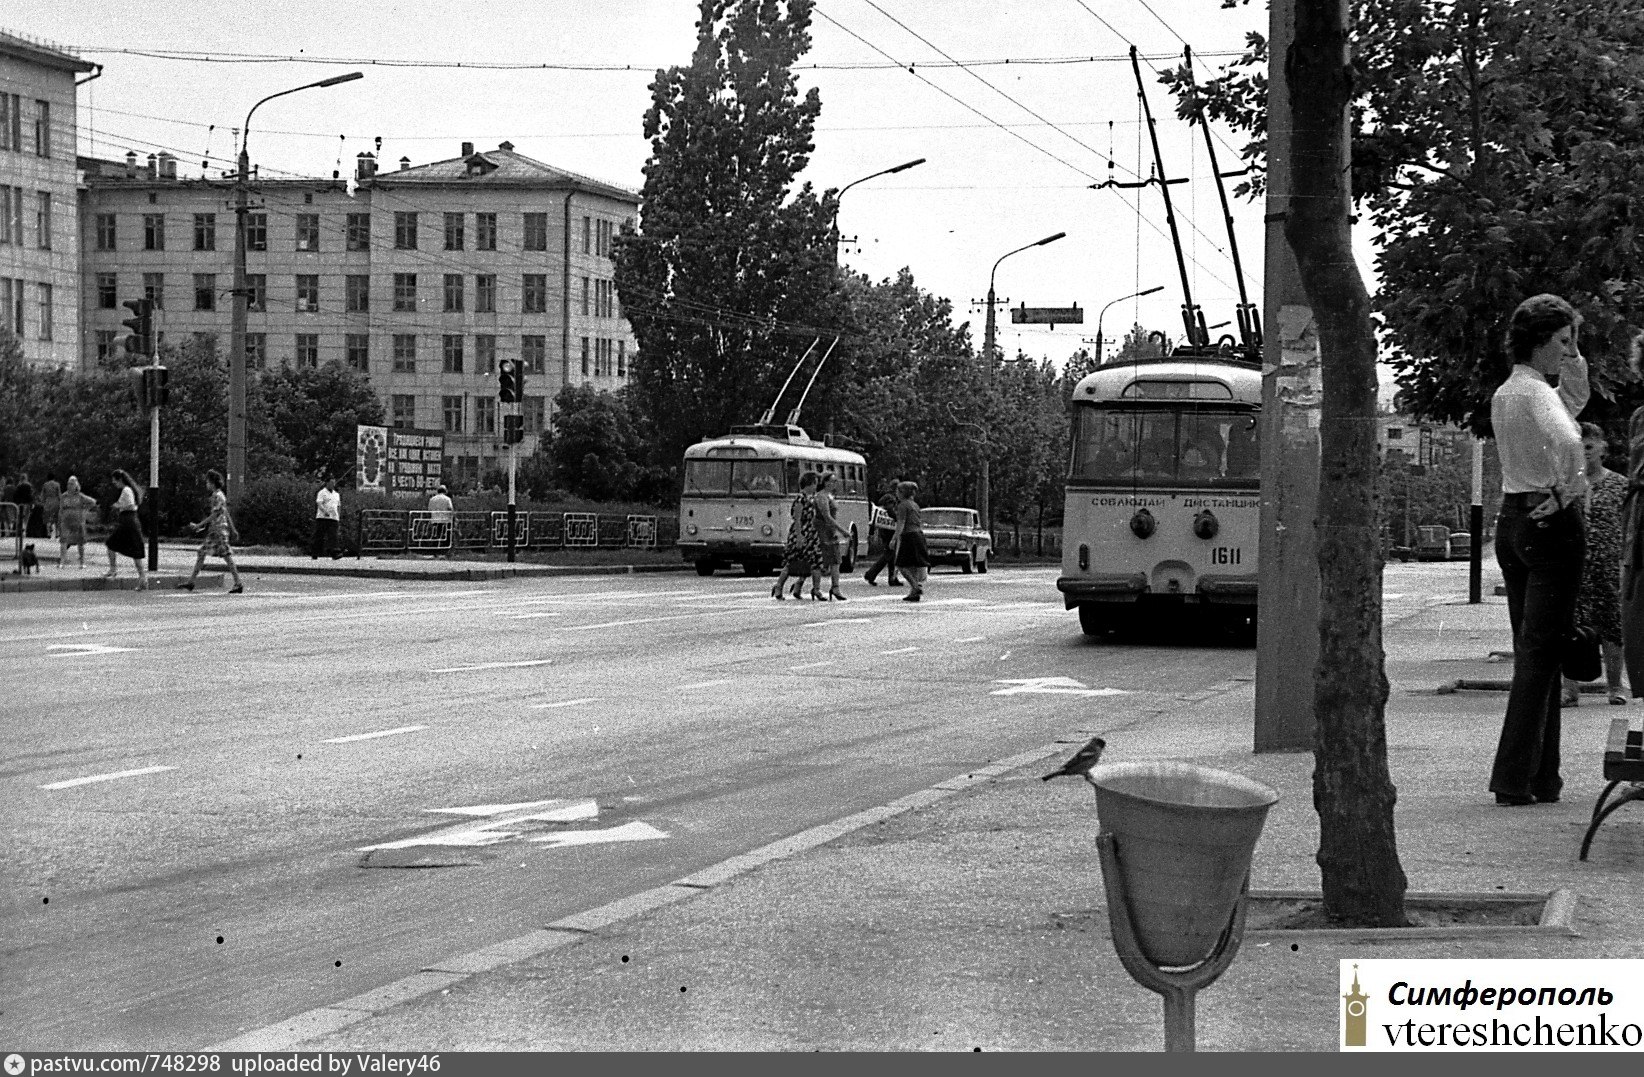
[39,475,60,541]
[1563,423,1627,706]
[102,469,150,590]
[813,472,849,601]
[1489,293,1589,807]
[863,476,903,587]
[773,471,823,600]
[56,476,96,569]
[428,484,454,521]
[312,476,343,559]
[890,480,930,602]
[12,474,39,555]
[178,470,244,594]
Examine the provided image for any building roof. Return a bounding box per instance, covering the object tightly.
[0,28,97,74]
[370,143,638,203]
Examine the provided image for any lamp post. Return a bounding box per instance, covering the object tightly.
[229,71,363,504]
[979,231,1065,531]
[1094,285,1164,365]
[831,158,925,263]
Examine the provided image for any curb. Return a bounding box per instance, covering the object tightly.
[1243,888,1580,942]
[207,736,1081,1051]
[2,572,225,594]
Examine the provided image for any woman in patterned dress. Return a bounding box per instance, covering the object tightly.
[1565,423,1626,705]
[772,470,824,600]
[177,470,244,594]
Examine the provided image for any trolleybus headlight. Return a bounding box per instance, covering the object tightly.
[686,523,699,536]
[761,524,774,536]
[1129,507,1156,539]
[1193,509,1219,540]
[1078,543,1090,570]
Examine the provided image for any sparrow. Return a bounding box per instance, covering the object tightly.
[1041,736,1107,781]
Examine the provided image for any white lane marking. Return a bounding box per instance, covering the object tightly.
[681,679,733,691]
[998,650,1013,661]
[991,677,1130,698]
[431,659,554,672]
[360,798,600,850]
[511,612,564,619]
[324,725,427,744]
[47,644,137,657]
[880,646,919,655]
[789,660,835,671]
[41,765,176,790]
[563,609,745,632]
[532,697,600,709]
[802,618,873,627]
[530,820,668,848]
[954,636,987,643]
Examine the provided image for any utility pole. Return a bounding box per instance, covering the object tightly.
[1255,0,1322,753]
[1469,438,1484,603]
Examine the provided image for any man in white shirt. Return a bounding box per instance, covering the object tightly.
[311,477,342,560]
[1489,293,1588,808]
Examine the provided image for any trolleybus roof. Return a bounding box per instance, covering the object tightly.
[1071,355,1263,404]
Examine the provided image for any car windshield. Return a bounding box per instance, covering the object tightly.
[922,510,975,529]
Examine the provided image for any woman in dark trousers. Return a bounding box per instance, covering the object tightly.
[1489,294,1589,807]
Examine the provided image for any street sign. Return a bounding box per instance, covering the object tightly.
[1010,304,1083,326]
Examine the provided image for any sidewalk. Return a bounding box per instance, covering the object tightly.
[217,587,1644,1052]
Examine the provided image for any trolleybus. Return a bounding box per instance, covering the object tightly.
[1057,355,1262,636]
[678,423,870,576]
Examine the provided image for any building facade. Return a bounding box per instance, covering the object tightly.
[0,29,95,367]
[80,142,639,488]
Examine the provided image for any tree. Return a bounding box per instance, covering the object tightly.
[540,383,659,502]
[613,0,844,472]
[259,360,387,480]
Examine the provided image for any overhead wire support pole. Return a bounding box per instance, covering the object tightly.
[1127,45,1203,348]
[1183,46,1262,356]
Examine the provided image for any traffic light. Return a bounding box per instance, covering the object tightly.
[121,298,153,359]
[141,366,170,409]
[498,358,520,403]
[503,413,524,445]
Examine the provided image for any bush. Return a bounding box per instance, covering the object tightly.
[234,474,317,547]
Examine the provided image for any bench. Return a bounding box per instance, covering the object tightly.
[1579,716,1644,861]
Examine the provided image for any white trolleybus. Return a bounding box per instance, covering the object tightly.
[678,423,870,576]
[1057,354,1262,636]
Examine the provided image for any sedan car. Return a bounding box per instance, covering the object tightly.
[919,507,991,573]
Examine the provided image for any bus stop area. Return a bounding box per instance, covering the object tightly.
[222,590,1644,1052]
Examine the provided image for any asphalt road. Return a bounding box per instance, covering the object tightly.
[0,563,1453,1049]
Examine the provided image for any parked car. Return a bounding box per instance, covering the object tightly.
[1448,532,1474,560]
[918,507,991,573]
[1414,524,1451,562]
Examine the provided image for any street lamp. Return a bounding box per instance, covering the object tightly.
[1094,285,1164,365]
[979,231,1065,531]
[229,71,364,504]
[831,158,926,263]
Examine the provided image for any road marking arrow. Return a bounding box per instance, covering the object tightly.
[358,798,599,850]
[991,677,1129,697]
[530,821,668,848]
[47,644,137,657]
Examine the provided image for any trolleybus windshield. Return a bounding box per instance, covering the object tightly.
[1071,406,1259,487]
[683,458,787,497]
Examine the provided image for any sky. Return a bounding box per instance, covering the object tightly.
[9,0,1283,369]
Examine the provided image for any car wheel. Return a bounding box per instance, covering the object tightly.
[961,549,975,574]
[976,554,988,574]
[1077,603,1110,637]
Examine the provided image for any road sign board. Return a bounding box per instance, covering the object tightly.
[1010,304,1083,326]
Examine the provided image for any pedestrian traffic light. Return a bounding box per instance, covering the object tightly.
[503,413,524,445]
[122,298,153,359]
[140,366,170,409]
[498,358,520,403]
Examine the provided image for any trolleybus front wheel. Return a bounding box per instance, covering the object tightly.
[694,559,718,577]
[1077,603,1114,638]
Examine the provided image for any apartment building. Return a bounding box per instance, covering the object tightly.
[80,142,640,487]
[0,29,96,368]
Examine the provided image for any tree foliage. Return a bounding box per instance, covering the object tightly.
[259,360,387,481]
[538,383,670,503]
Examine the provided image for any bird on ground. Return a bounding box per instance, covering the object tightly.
[1041,736,1107,781]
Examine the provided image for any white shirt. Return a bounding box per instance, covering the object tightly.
[113,486,137,513]
[1491,364,1587,499]
[315,487,340,520]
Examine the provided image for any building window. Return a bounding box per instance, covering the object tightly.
[346,212,370,251]
[246,213,267,251]
[597,337,611,376]
[582,215,591,254]
[475,212,497,251]
[246,274,266,313]
[95,329,117,361]
[94,212,117,250]
[36,282,52,340]
[2,277,20,335]
[444,212,464,251]
[442,395,465,433]
[143,272,164,309]
[143,213,165,251]
[524,212,548,251]
[295,333,319,368]
[523,395,546,434]
[393,273,417,312]
[194,213,216,251]
[393,334,417,373]
[442,335,464,374]
[1386,427,1403,441]
[296,274,320,312]
[0,95,17,153]
[581,276,590,316]
[443,274,464,312]
[35,192,50,249]
[521,335,546,375]
[195,273,217,311]
[475,333,497,375]
[618,340,626,377]
[245,333,266,370]
[346,275,370,313]
[346,333,370,373]
[295,213,320,252]
[475,396,496,436]
[580,336,590,376]
[595,279,614,318]
[0,187,16,245]
[394,212,418,249]
[475,274,496,313]
[597,218,613,257]
[34,99,49,157]
[522,274,547,314]
[96,273,117,310]
[392,395,416,429]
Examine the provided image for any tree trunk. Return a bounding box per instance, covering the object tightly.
[1284,0,1410,926]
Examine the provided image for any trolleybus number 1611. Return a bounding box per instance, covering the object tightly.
[1211,546,1242,565]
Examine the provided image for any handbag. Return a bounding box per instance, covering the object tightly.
[1561,625,1602,684]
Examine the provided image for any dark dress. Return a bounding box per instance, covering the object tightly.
[783,493,822,574]
[892,499,929,568]
[1575,469,1626,646]
[17,482,46,538]
[105,487,146,559]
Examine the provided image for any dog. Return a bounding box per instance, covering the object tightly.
[16,543,39,575]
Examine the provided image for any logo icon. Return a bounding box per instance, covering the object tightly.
[1344,963,1368,1047]
[5,1054,27,1076]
